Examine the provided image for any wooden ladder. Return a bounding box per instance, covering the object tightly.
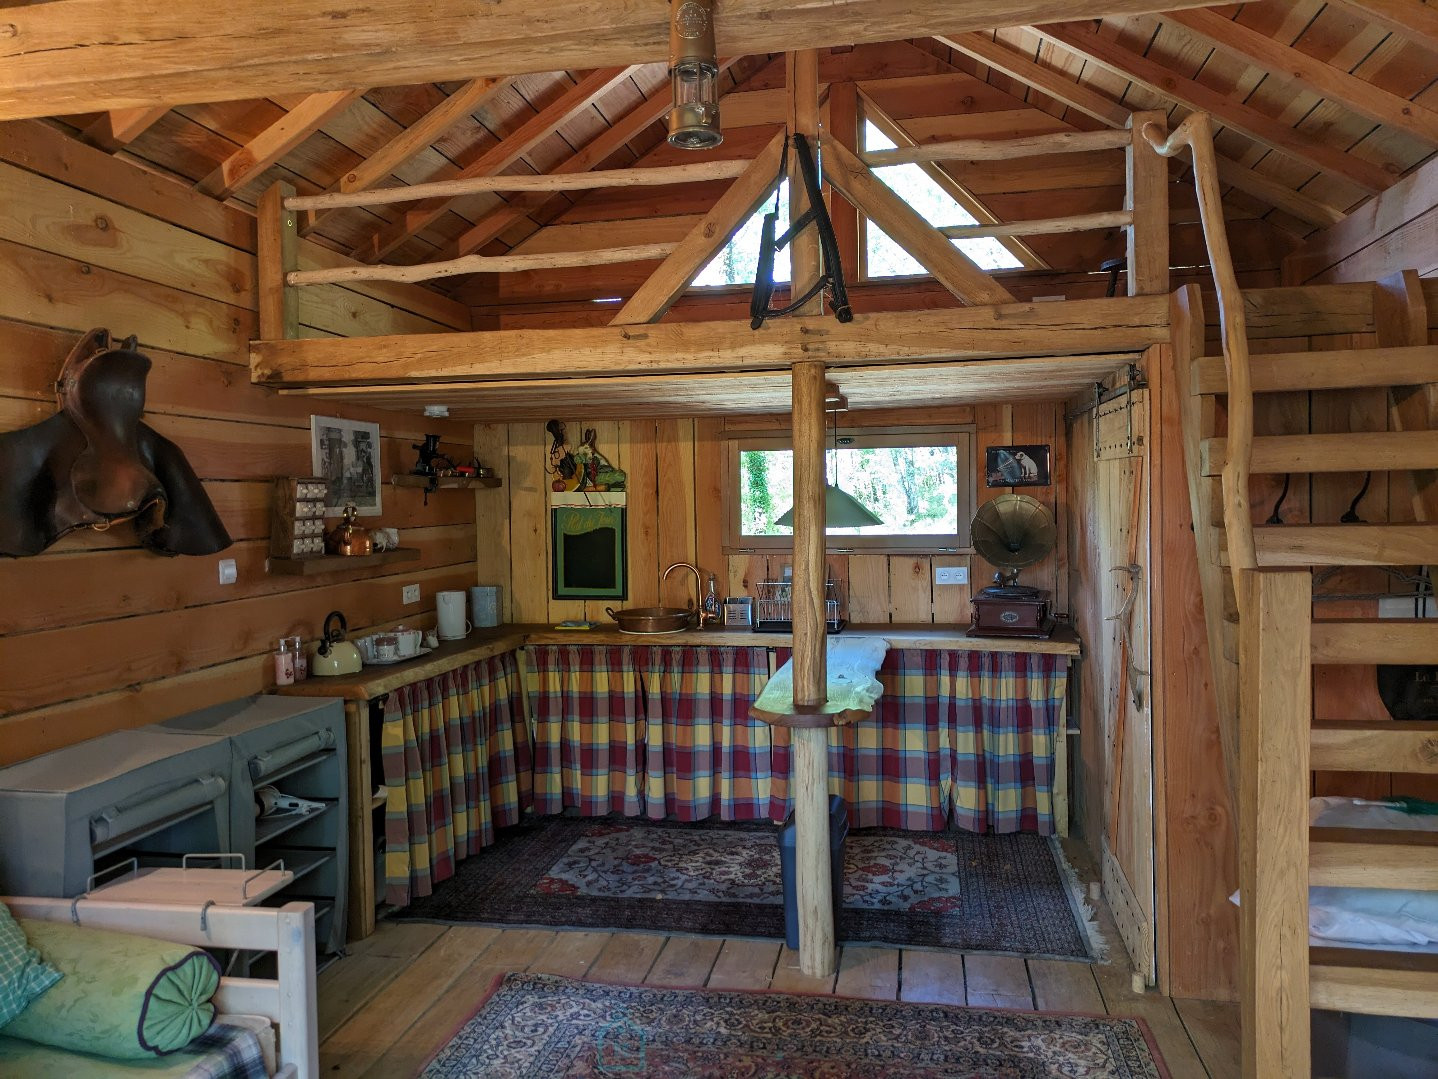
[1147,114,1438,1077]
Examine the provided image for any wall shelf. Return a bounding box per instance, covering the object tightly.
[390,474,502,490]
[550,490,626,507]
[268,548,420,576]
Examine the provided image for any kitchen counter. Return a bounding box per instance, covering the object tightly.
[277,623,1080,702]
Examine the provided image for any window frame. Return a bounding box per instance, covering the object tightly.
[721,424,976,555]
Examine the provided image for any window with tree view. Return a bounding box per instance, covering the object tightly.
[727,428,974,551]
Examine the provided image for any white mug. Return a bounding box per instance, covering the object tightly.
[394,625,422,657]
[436,590,472,640]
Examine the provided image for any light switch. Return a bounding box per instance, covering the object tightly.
[934,565,968,585]
[217,558,237,585]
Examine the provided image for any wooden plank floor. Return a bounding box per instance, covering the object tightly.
[318,885,1240,1079]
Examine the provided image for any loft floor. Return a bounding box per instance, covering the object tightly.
[316,846,1239,1078]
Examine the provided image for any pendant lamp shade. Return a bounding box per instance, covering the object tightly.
[775,483,884,529]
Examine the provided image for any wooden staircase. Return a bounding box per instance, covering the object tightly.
[1147,114,1438,1077]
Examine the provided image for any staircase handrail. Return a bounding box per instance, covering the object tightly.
[1143,113,1258,574]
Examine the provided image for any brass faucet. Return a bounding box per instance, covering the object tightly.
[661,561,721,628]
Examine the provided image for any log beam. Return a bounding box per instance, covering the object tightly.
[81,105,169,152]
[0,0,1225,121]
[862,128,1131,165]
[250,293,1170,386]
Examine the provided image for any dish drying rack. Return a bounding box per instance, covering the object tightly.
[753,578,847,633]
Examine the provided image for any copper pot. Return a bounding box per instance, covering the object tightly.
[604,606,696,634]
[325,502,372,556]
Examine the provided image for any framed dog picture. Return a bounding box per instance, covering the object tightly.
[310,415,383,516]
[985,444,1051,488]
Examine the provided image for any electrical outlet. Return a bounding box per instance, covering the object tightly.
[934,565,968,585]
[217,558,237,585]
[402,584,420,604]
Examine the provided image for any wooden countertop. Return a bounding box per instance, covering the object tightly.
[275,623,1078,702]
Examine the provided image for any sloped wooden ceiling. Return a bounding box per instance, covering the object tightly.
[5,2,1436,326]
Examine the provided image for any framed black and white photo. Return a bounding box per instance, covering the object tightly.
[310,415,383,516]
[985,444,1051,488]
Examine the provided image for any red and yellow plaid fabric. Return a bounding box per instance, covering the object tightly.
[381,651,533,906]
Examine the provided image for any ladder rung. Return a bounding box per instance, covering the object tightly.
[1193,345,1438,395]
[1239,523,1438,567]
[1202,432,1438,476]
[1310,826,1438,889]
[1312,621,1438,665]
[1312,721,1438,773]
[1311,946,1438,1019]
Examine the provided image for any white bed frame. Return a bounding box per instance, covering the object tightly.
[2,895,318,1079]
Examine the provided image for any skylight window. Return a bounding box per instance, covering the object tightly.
[863,121,1022,276]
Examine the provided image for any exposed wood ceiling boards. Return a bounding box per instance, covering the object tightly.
[300,77,511,237]
[934,30,1345,230]
[194,90,366,200]
[354,66,640,263]
[1030,21,1399,195]
[274,352,1141,420]
[1331,0,1438,56]
[0,0,1226,120]
[446,59,747,261]
[1166,9,1438,147]
[81,106,169,152]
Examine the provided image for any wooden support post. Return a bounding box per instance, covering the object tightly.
[1238,568,1311,1079]
[788,50,823,318]
[825,79,860,281]
[1126,111,1169,296]
[257,181,299,341]
[791,358,836,979]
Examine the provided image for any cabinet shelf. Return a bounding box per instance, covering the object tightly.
[389,474,501,491]
[267,548,419,576]
[255,800,336,846]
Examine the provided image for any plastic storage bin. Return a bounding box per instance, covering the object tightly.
[778,794,848,950]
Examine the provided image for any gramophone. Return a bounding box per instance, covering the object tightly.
[969,494,1057,638]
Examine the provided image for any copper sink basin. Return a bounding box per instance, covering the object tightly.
[604,606,696,634]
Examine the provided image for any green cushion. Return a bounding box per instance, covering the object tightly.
[6,920,219,1058]
[0,903,63,1029]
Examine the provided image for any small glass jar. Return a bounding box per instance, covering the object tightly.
[287,636,308,681]
[273,638,296,686]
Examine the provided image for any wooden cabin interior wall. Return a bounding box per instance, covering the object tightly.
[473,402,1068,627]
[0,123,480,765]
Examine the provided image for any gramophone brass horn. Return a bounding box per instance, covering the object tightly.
[971,494,1056,573]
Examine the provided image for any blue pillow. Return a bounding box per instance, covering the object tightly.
[0,902,62,1028]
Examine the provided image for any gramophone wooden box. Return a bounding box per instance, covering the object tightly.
[969,584,1056,638]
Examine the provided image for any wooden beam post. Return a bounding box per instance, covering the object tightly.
[1126,111,1168,295]
[257,181,299,341]
[791,358,836,979]
[1237,568,1312,1079]
[1377,269,1438,523]
[788,50,823,318]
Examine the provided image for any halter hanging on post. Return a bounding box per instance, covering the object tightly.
[749,133,854,331]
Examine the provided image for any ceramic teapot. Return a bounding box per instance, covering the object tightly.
[311,610,364,676]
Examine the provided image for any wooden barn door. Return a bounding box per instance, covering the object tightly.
[1074,371,1157,983]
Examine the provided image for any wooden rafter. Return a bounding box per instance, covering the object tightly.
[354,66,639,262]
[1030,22,1397,195]
[937,31,1345,228]
[857,91,1045,270]
[610,131,787,326]
[1165,9,1438,147]
[250,294,1171,385]
[195,89,364,199]
[300,76,511,237]
[1330,0,1438,56]
[447,59,743,260]
[81,105,169,152]
[0,0,1225,121]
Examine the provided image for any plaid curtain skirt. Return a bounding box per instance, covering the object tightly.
[381,651,533,906]
[527,645,1069,835]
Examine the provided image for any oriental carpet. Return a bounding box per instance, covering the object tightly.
[420,972,1168,1078]
[391,815,1098,960]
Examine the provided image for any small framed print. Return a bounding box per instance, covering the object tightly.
[985,444,1052,488]
[310,415,383,516]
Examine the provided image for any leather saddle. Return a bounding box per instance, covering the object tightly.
[0,329,232,557]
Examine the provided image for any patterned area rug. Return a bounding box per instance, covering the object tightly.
[393,815,1097,959]
[422,972,1169,1078]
